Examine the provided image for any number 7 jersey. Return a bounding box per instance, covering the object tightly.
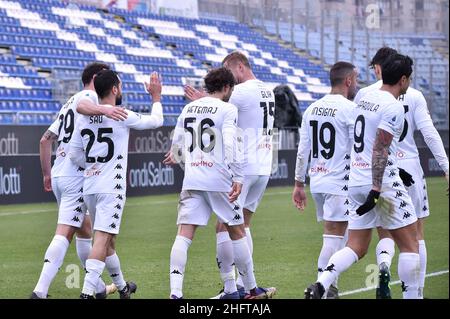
[298,94,355,195]
[47,90,99,178]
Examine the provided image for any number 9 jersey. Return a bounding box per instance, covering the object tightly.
[48,90,99,178]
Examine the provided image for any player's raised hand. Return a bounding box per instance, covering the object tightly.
[43,175,52,192]
[184,85,206,102]
[163,151,177,166]
[228,182,242,203]
[103,105,128,121]
[145,72,162,102]
[292,186,307,211]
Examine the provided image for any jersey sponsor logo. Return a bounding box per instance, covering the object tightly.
[310,164,330,174]
[190,160,214,168]
[86,168,102,177]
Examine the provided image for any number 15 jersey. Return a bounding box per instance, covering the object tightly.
[297,94,355,195]
[71,104,163,195]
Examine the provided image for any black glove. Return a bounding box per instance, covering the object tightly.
[356,190,381,216]
[399,168,415,187]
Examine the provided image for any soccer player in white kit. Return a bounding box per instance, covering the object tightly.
[355,47,449,299]
[32,62,126,299]
[185,52,276,299]
[305,53,421,299]
[293,62,358,299]
[165,67,270,299]
[69,70,164,299]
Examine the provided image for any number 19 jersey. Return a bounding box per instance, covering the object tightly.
[349,90,405,187]
[48,90,98,178]
[298,94,355,195]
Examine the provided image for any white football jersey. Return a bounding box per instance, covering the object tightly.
[48,90,98,178]
[349,89,405,187]
[297,94,355,195]
[71,104,163,195]
[229,79,275,176]
[354,80,434,160]
[173,97,243,192]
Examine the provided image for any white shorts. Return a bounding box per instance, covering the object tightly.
[177,190,244,227]
[398,158,430,219]
[311,193,350,222]
[348,181,417,231]
[52,176,86,228]
[84,193,126,235]
[239,175,270,213]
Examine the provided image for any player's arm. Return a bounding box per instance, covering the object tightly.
[39,126,58,192]
[293,114,310,211]
[184,85,206,102]
[414,94,449,185]
[67,126,86,169]
[163,115,185,168]
[77,98,128,121]
[222,107,244,202]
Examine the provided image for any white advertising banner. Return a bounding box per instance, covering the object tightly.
[151,0,198,19]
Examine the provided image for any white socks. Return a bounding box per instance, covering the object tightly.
[317,235,345,282]
[318,247,359,291]
[76,237,106,295]
[376,238,395,269]
[232,237,256,292]
[169,236,192,298]
[398,253,420,299]
[82,259,105,296]
[235,227,252,288]
[105,253,127,291]
[418,240,427,299]
[216,232,237,294]
[33,235,70,298]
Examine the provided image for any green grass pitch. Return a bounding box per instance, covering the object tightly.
[0,177,448,299]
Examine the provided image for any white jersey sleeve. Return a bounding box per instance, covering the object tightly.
[123,102,163,130]
[222,105,244,184]
[295,109,310,183]
[378,102,405,138]
[68,122,85,169]
[412,91,432,131]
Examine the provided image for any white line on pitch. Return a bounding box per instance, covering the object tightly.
[340,270,449,296]
[0,191,292,217]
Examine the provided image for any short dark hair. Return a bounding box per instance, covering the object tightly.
[370,47,398,68]
[81,62,110,86]
[222,51,252,69]
[94,69,121,99]
[204,67,235,94]
[381,53,414,85]
[330,61,356,87]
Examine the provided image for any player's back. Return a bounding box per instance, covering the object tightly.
[230,80,275,176]
[177,96,239,192]
[350,89,405,187]
[75,113,129,195]
[50,90,98,178]
[303,94,355,195]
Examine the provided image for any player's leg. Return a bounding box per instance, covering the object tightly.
[378,183,420,299]
[416,218,427,298]
[32,177,83,299]
[170,190,207,299]
[375,227,395,299]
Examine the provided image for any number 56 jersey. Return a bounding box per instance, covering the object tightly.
[173,97,243,193]
[71,105,163,195]
[298,94,355,195]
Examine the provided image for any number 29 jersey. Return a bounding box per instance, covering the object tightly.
[349,89,405,187]
[298,94,355,195]
[48,90,98,178]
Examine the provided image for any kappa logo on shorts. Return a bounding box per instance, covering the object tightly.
[423,205,428,212]
[344,154,350,160]
[116,194,123,200]
[423,196,427,201]
[115,203,122,210]
[233,205,240,211]
[387,160,394,167]
[388,151,392,156]
[423,185,426,190]
[117,155,124,160]
[109,222,117,229]
[79,187,83,193]
[112,213,120,219]
[399,201,407,208]
[395,191,403,198]
[344,165,350,171]
[114,174,123,180]
[344,210,350,216]
[216,258,222,269]
[77,167,85,172]
[115,164,123,170]
[389,170,396,177]
[344,199,349,205]
[74,206,82,213]
[114,184,123,190]
[171,269,182,275]
[341,185,348,191]
[72,216,80,222]
[392,182,400,188]
[343,174,350,181]
[233,214,241,220]
[403,212,411,219]
[76,197,84,203]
